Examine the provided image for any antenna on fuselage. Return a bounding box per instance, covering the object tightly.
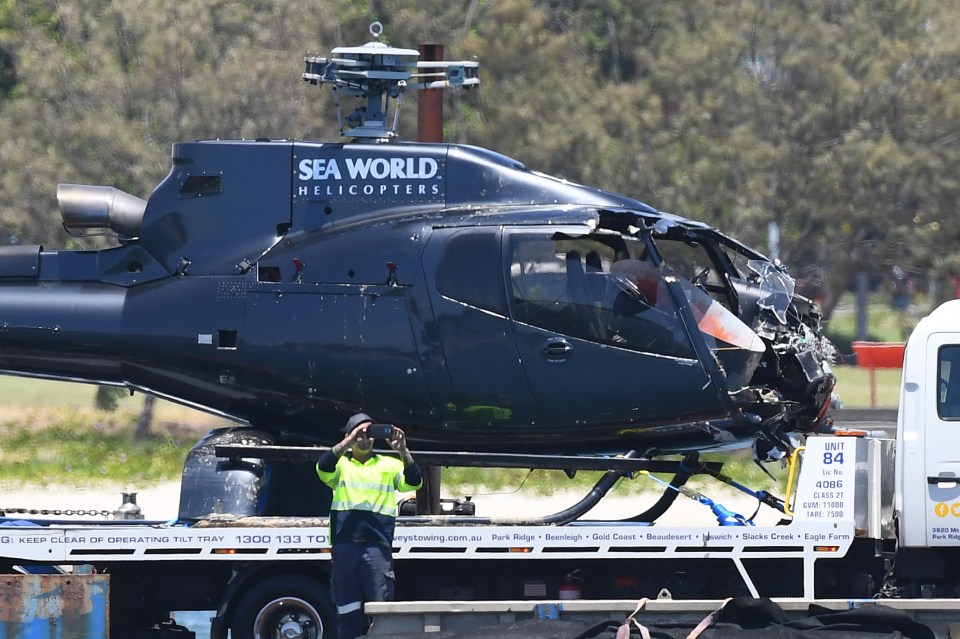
[303,21,479,141]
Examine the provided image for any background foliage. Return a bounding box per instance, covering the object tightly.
[1,0,957,322]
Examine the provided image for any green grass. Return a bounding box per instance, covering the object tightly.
[824,294,909,408]
[0,377,109,407]
[0,410,199,486]
[0,376,232,424]
[0,377,225,486]
[833,365,901,408]
[826,301,917,347]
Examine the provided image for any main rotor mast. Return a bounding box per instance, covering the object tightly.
[303,21,480,141]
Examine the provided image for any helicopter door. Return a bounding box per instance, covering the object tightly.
[505,230,722,430]
[421,227,539,425]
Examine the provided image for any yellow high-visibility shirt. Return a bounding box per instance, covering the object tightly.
[317,453,422,545]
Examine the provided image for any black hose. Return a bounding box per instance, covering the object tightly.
[534,450,642,525]
[397,450,641,526]
[620,452,699,523]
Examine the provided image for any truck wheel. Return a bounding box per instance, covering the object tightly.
[231,575,335,639]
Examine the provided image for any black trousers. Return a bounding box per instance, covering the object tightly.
[331,543,395,639]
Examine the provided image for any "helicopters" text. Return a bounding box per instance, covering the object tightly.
[298,157,440,181]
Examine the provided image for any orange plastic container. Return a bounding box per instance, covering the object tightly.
[851,341,906,369]
[851,341,906,407]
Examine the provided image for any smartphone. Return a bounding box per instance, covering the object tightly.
[366,423,394,440]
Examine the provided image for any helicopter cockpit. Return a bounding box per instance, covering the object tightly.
[506,229,766,389]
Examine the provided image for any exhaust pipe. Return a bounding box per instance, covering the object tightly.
[57,184,147,240]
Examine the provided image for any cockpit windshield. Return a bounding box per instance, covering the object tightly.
[748,259,796,324]
[507,231,766,388]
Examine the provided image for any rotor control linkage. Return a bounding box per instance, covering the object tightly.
[303,21,479,140]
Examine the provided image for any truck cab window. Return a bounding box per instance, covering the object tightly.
[938,346,960,419]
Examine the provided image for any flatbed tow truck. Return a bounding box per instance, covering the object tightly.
[0,23,956,639]
[5,301,960,638]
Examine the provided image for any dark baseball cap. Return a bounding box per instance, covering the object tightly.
[344,412,373,433]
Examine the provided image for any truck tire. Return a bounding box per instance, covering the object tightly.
[231,575,335,639]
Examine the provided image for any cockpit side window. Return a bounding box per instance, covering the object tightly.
[720,243,756,282]
[507,233,696,359]
[435,230,507,315]
[655,238,726,292]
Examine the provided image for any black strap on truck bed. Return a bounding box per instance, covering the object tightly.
[367,597,943,639]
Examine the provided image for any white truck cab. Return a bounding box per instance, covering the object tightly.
[897,299,960,550]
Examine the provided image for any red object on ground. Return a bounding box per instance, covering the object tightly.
[852,341,906,369]
[851,341,906,408]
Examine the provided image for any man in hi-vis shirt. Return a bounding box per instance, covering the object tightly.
[316,413,423,639]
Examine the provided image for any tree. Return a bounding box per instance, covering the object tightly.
[0,0,959,325]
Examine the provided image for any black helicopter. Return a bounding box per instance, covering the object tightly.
[0,24,835,460]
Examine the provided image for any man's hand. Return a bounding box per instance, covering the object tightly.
[346,423,369,444]
[387,426,414,464]
[332,423,370,456]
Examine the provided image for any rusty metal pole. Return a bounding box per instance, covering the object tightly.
[417,43,444,515]
[417,44,444,143]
